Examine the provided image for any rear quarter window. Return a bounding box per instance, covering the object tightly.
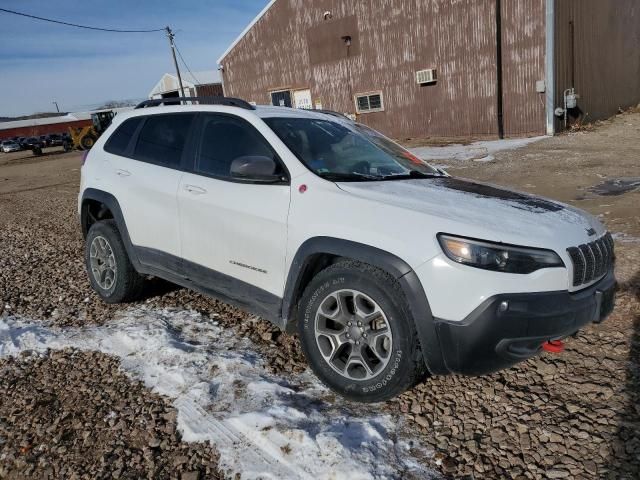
[104,117,143,156]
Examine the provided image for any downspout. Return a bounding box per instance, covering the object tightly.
[495,0,505,139]
[218,64,226,97]
[545,0,555,135]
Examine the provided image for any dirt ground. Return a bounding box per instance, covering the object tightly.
[0,111,639,479]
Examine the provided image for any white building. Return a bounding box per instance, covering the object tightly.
[148,70,223,100]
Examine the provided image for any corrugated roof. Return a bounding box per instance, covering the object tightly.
[148,70,221,98]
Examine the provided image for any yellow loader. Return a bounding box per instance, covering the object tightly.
[68,110,115,150]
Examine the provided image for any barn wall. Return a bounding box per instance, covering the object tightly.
[501,0,546,136]
[554,0,640,130]
[220,0,547,139]
[0,120,92,139]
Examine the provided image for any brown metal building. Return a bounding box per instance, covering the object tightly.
[218,0,640,140]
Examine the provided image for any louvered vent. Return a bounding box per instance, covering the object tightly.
[416,68,437,85]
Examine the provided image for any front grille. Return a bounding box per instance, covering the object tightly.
[567,233,614,287]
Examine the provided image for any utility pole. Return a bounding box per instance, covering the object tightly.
[165,26,186,99]
[52,101,60,113]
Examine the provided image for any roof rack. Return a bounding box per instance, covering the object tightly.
[134,96,256,110]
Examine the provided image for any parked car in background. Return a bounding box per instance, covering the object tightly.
[23,137,42,149]
[1,141,21,153]
[17,137,27,149]
[39,135,50,147]
[48,134,64,146]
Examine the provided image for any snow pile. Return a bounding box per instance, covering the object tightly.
[0,307,437,480]
[409,136,546,165]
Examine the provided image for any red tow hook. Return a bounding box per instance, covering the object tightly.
[542,340,565,354]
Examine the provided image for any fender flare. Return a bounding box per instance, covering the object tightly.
[80,188,143,272]
[281,237,448,374]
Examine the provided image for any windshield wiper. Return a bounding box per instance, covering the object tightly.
[319,170,445,182]
[381,170,445,180]
[319,172,382,182]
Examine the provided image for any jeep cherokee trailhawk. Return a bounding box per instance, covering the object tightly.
[79,97,617,402]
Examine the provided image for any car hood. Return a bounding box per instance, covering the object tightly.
[336,177,604,247]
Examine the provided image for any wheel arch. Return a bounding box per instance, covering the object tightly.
[282,237,448,375]
[80,188,142,271]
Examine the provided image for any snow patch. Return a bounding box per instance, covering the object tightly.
[0,307,438,480]
[612,232,640,244]
[409,136,546,163]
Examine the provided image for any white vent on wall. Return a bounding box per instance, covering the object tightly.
[416,68,437,85]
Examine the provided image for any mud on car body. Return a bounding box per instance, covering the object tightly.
[78,97,616,402]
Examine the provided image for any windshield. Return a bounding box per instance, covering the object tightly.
[264,117,441,181]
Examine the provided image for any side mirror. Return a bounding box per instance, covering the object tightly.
[230,155,283,183]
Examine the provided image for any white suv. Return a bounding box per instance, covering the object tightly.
[79,97,616,402]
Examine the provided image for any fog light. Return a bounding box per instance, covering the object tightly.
[499,301,509,313]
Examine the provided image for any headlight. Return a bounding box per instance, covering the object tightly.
[437,234,564,274]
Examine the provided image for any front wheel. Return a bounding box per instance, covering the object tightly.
[298,261,427,402]
[80,135,96,150]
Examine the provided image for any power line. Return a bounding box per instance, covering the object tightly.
[173,41,201,85]
[0,7,164,33]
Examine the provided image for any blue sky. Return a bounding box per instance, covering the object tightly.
[0,0,268,116]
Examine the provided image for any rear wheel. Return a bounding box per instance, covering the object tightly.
[85,220,145,303]
[298,260,427,402]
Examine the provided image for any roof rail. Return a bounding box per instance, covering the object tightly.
[134,96,256,110]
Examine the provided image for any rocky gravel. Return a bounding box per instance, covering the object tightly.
[1,115,640,479]
[0,348,221,480]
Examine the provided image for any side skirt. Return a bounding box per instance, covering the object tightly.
[135,246,284,328]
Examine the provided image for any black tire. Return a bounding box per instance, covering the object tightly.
[80,135,96,150]
[85,220,145,304]
[298,260,427,403]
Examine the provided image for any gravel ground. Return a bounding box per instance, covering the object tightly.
[0,349,221,480]
[1,112,639,478]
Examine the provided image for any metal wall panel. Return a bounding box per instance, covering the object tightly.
[221,0,547,139]
[554,0,640,130]
[196,83,224,97]
[501,0,547,136]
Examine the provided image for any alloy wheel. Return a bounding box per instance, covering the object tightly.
[314,289,393,381]
[89,235,117,291]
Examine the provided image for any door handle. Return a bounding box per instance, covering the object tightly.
[184,184,207,195]
[116,169,131,177]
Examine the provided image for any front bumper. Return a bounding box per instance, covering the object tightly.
[434,269,617,375]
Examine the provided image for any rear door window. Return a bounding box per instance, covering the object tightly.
[133,113,196,168]
[104,117,143,156]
